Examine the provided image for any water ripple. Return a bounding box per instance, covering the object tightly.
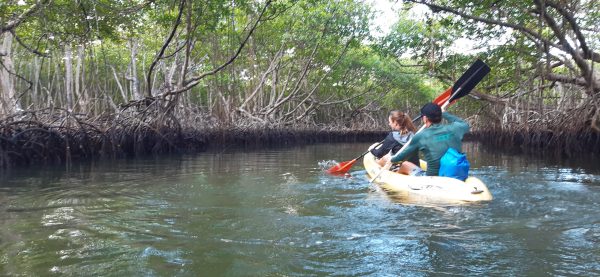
[1,143,599,276]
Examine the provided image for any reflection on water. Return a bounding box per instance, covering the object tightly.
[1,142,600,276]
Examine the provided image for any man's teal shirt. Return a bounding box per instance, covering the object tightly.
[391,112,469,176]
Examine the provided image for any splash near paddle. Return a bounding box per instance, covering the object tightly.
[327,159,358,175]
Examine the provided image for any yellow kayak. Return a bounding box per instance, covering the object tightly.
[363,143,493,204]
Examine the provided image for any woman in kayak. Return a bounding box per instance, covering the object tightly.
[370,110,419,167]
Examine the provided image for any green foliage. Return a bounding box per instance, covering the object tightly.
[4,0,452,127]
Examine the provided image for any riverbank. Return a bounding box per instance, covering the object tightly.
[0,109,387,169]
[2,108,599,170]
[471,129,600,157]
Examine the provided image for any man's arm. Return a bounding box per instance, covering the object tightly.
[390,134,420,163]
[443,112,469,135]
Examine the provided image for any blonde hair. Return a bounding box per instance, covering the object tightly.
[389,110,416,134]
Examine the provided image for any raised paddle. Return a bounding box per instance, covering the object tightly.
[411,59,490,122]
[443,59,490,107]
[408,60,491,147]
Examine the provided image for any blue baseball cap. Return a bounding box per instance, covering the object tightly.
[420,102,442,119]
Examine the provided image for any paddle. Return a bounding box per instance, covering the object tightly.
[369,59,490,183]
[411,59,490,122]
[326,141,384,175]
[443,59,490,107]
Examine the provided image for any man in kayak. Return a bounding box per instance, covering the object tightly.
[389,102,469,176]
[370,110,419,167]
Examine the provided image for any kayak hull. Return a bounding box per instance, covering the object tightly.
[363,144,493,203]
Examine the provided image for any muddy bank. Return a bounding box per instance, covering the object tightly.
[0,109,386,169]
[3,107,598,170]
[471,129,600,157]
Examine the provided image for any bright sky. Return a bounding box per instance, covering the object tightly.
[367,0,400,37]
[368,0,479,54]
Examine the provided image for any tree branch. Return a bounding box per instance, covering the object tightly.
[162,0,273,97]
[533,0,597,94]
[12,31,49,57]
[544,73,589,87]
[544,0,590,58]
[407,0,558,50]
[1,0,50,34]
[145,0,186,98]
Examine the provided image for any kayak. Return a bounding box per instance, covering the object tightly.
[363,143,493,203]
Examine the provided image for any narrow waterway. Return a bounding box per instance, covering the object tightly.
[1,142,599,276]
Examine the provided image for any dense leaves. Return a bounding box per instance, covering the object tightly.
[1,0,442,129]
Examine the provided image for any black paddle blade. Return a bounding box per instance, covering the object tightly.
[449,59,490,102]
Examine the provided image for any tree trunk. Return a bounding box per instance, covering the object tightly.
[128,38,141,100]
[64,44,73,111]
[111,65,127,102]
[76,44,87,111]
[0,32,20,115]
[32,56,40,109]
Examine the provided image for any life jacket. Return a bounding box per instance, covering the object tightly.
[439,148,469,181]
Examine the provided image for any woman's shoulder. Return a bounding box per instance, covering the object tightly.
[392,131,413,144]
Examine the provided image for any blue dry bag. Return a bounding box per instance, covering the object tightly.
[439,148,470,181]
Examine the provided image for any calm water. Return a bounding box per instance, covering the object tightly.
[1,142,600,276]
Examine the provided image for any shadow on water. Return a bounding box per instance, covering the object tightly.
[1,141,600,276]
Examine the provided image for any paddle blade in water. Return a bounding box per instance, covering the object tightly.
[327,159,357,174]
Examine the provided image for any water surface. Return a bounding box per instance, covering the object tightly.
[1,142,599,276]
